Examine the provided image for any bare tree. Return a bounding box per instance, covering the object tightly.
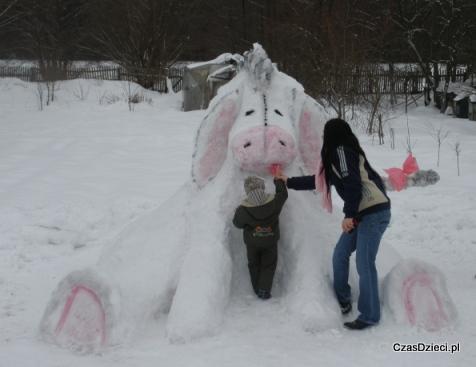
[389,127,396,150]
[13,0,88,81]
[404,115,415,154]
[453,141,461,176]
[427,123,450,167]
[88,0,200,88]
[291,0,369,118]
[433,1,476,81]
[0,0,19,28]
[390,0,435,89]
[35,81,45,111]
[390,0,476,99]
[363,65,385,136]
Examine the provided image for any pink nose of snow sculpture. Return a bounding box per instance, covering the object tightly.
[231,126,297,173]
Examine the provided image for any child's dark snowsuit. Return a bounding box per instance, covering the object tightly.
[232,179,288,298]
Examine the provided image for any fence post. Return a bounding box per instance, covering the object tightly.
[30,68,38,82]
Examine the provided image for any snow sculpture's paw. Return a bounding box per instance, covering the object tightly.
[166,315,219,344]
[297,302,340,333]
[286,289,340,332]
[54,285,106,348]
[383,259,457,331]
[40,269,116,351]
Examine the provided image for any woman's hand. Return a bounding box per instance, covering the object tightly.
[341,218,355,233]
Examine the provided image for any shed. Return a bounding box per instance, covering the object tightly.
[469,94,476,121]
[453,94,469,118]
[436,80,475,115]
[182,54,242,111]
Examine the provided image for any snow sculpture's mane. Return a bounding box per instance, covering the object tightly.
[243,44,275,92]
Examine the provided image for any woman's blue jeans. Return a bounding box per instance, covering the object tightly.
[332,209,391,324]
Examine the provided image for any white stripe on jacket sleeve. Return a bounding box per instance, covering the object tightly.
[337,146,349,177]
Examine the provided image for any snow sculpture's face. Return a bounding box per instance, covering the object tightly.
[230,85,298,174]
[191,48,325,189]
[231,126,297,174]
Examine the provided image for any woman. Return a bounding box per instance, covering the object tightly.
[276,118,391,330]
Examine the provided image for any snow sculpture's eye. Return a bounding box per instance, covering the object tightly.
[279,140,286,147]
[274,109,283,116]
[244,142,252,148]
[245,110,255,116]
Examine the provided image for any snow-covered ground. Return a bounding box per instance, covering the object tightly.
[1,78,475,366]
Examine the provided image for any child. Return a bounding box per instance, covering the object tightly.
[232,176,288,299]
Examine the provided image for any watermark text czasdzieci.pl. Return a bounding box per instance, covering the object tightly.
[393,342,460,354]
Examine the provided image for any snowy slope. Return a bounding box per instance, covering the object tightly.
[0,78,475,366]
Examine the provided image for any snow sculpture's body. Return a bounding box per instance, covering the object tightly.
[40,44,456,351]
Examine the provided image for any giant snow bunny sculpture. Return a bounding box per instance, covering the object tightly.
[40,44,456,351]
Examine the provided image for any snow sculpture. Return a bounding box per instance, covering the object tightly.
[40,44,455,351]
[40,43,341,350]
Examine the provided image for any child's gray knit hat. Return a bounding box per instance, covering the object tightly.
[244,176,265,195]
[244,176,267,206]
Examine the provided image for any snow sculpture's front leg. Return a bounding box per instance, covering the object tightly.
[166,189,233,342]
[280,192,340,331]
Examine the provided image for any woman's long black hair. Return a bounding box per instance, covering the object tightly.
[319,118,376,192]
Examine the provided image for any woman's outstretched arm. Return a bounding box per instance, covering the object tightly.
[286,175,316,190]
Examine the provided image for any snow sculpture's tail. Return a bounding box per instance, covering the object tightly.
[384,154,440,191]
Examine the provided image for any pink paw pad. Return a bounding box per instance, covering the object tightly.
[55,285,106,347]
[403,273,448,331]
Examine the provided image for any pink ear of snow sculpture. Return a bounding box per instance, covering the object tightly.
[193,94,241,187]
[297,105,323,173]
[383,259,457,331]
